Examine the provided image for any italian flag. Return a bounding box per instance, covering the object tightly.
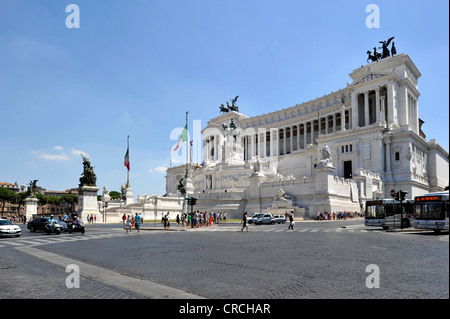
[173,124,187,151]
[124,146,130,171]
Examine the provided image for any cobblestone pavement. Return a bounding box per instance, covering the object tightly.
[0,247,144,299]
[0,220,448,299]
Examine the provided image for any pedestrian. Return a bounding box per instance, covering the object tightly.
[125,215,132,233]
[176,214,180,226]
[134,212,141,233]
[288,211,295,230]
[163,213,169,230]
[241,212,248,232]
[122,213,126,226]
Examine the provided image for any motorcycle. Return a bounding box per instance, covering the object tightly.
[67,220,85,234]
[45,222,61,235]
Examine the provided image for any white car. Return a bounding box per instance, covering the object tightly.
[247,213,264,224]
[255,213,275,225]
[273,215,287,224]
[0,220,21,237]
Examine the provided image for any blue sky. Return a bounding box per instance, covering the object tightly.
[0,0,448,197]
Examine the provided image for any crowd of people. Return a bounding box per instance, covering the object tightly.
[315,211,364,221]
[122,213,143,233]
[176,211,227,228]
[1,215,25,224]
[120,211,231,232]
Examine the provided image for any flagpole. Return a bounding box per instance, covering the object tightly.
[185,111,189,178]
[127,135,130,187]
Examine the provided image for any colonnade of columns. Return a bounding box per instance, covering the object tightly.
[352,86,388,128]
[205,134,222,162]
[241,109,351,161]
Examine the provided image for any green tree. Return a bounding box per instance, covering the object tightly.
[47,196,61,207]
[61,194,78,214]
[15,192,27,215]
[0,187,16,215]
[109,191,121,200]
[36,193,47,207]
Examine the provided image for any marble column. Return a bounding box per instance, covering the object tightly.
[333,114,336,133]
[375,89,381,123]
[364,91,369,127]
[303,123,307,147]
[351,91,358,128]
[289,125,293,153]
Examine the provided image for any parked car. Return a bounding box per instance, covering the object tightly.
[247,213,264,224]
[255,213,275,225]
[273,215,286,224]
[0,219,21,237]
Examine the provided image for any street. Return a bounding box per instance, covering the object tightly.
[0,219,448,299]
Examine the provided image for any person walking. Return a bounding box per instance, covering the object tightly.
[288,211,295,230]
[125,215,132,233]
[163,213,170,230]
[241,212,248,232]
[134,212,141,233]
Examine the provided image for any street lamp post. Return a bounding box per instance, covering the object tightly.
[154,195,158,227]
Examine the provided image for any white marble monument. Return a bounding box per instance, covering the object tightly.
[165,53,449,219]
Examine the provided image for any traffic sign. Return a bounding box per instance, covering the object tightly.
[390,189,396,198]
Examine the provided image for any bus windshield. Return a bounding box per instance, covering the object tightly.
[366,204,384,219]
[415,202,445,220]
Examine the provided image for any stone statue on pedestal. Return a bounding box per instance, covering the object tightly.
[76,155,99,222]
[26,180,38,198]
[276,188,293,201]
[317,144,333,167]
[79,155,97,187]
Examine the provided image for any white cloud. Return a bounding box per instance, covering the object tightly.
[71,148,90,158]
[31,146,89,161]
[149,166,167,173]
[38,152,71,161]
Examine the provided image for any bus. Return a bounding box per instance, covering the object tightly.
[413,191,449,233]
[365,199,386,228]
[365,199,414,229]
[382,199,414,229]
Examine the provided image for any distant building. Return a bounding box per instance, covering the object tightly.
[0,182,79,216]
[0,182,19,193]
